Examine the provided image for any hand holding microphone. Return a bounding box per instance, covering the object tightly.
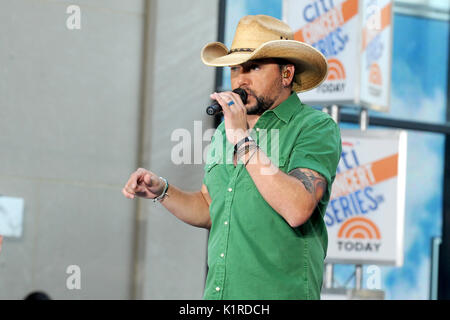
[208,89,251,145]
[206,88,248,116]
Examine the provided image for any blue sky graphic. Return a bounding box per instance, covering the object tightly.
[366,14,447,299]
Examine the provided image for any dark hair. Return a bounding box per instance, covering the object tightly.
[24,291,51,300]
[272,58,294,69]
[247,58,297,88]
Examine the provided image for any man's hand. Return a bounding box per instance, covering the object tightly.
[210,91,249,145]
[122,168,164,199]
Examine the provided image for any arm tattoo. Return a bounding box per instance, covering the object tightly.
[288,168,327,198]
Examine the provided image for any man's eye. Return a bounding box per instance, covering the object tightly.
[250,64,260,70]
[230,67,239,72]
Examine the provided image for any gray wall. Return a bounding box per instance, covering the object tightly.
[0,0,218,299]
[140,0,218,299]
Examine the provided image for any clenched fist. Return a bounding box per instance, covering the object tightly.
[122,168,164,199]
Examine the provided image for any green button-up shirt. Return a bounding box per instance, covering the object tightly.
[202,92,341,300]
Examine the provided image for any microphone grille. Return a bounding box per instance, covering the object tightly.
[232,88,248,104]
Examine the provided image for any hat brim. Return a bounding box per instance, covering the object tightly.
[201,40,328,93]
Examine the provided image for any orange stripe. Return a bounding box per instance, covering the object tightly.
[371,153,398,185]
[342,0,359,23]
[294,31,304,42]
[294,29,304,42]
[331,153,398,199]
[381,3,392,29]
[294,0,358,44]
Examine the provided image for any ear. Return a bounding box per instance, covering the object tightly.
[282,64,295,88]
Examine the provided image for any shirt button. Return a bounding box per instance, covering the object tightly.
[220,253,225,258]
[216,287,220,292]
[224,221,228,225]
[228,188,232,192]
[256,127,260,132]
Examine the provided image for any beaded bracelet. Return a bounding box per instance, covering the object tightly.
[236,140,258,161]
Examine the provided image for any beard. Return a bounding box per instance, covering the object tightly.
[246,94,276,115]
[242,77,283,115]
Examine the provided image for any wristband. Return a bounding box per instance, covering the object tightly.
[236,141,258,161]
[153,177,169,203]
[234,136,254,154]
[245,146,259,167]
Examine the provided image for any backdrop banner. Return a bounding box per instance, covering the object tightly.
[324,129,407,266]
[283,0,393,111]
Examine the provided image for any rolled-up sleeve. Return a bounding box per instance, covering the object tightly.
[287,116,342,201]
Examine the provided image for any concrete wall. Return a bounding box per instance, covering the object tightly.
[140,0,218,299]
[0,0,218,299]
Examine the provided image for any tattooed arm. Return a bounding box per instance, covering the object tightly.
[242,144,329,227]
[288,168,327,205]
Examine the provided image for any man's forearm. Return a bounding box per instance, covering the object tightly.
[243,147,317,228]
[158,184,211,229]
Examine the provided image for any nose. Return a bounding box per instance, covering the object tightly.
[235,71,250,88]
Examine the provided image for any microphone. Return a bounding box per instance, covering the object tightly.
[206,88,248,116]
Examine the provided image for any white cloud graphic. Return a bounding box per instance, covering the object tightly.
[381,88,445,300]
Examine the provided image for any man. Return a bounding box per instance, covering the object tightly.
[122,15,341,299]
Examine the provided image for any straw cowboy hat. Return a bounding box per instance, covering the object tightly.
[201,15,328,93]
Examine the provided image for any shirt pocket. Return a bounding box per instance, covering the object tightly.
[205,161,219,174]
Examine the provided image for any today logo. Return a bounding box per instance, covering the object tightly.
[369,62,382,86]
[368,61,383,97]
[336,217,382,253]
[316,58,346,93]
[327,58,346,80]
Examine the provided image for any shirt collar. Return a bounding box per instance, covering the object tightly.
[268,92,302,124]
